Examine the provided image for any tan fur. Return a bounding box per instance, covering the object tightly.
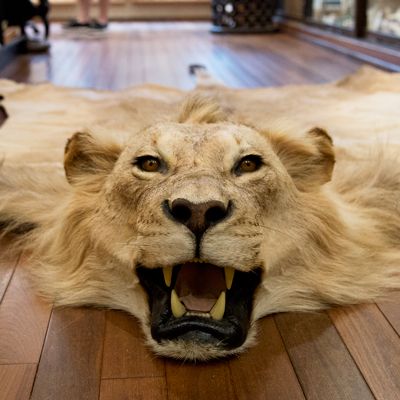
[177,95,226,124]
[0,95,399,361]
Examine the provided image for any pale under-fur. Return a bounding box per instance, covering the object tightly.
[0,95,399,360]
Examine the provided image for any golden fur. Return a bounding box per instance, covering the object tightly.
[0,95,399,360]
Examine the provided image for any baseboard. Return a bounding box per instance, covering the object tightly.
[50,2,211,21]
[282,20,400,72]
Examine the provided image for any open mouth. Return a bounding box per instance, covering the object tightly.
[136,260,262,351]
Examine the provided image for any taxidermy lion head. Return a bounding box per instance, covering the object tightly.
[1,96,399,360]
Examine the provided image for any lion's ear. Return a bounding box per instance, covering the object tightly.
[64,132,122,184]
[268,127,335,191]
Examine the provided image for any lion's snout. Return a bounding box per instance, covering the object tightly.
[163,198,232,239]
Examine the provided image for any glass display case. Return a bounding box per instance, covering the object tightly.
[311,0,355,29]
[284,0,400,46]
[368,0,400,38]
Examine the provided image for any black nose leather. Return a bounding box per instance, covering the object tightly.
[165,198,230,238]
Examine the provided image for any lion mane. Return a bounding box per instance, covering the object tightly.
[0,95,399,360]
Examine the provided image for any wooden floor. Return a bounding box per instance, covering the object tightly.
[0,22,399,400]
[0,22,366,90]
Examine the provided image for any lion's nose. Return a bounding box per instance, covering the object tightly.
[164,198,230,238]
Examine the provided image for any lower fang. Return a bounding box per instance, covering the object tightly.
[171,289,186,318]
[210,291,226,320]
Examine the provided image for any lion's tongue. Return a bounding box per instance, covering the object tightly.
[175,262,225,312]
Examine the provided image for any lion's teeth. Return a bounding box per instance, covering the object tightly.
[224,267,235,290]
[171,290,186,318]
[191,258,208,263]
[210,291,226,320]
[163,266,173,287]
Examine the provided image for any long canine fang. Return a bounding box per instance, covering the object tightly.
[210,291,226,320]
[163,266,173,287]
[224,267,235,290]
[171,290,186,318]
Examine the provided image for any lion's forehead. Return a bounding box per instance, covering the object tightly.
[126,122,266,161]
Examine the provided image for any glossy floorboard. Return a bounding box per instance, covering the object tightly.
[0,22,364,90]
[0,22,398,400]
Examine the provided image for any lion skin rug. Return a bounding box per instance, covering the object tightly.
[0,65,399,361]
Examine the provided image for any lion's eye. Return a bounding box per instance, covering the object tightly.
[136,156,161,172]
[235,155,263,175]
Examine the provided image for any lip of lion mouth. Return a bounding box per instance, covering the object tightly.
[136,261,262,350]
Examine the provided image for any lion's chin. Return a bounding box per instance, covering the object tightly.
[149,327,259,361]
[136,261,262,360]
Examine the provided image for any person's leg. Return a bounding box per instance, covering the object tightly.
[98,0,110,25]
[77,0,91,24]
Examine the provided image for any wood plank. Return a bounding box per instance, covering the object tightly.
[0,364,37,400]
[377,291,400,337]
[0,252,18,303]
[329,304,400,400]
[0,259,52,364]
[229,316,305,400]
[166,359,234,400]
[100,377,167,400]
[275,311,375,400]
[30,307,105,400]
[102,310,165,379]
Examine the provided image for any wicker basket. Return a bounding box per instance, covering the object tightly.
[211,0,278,33]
